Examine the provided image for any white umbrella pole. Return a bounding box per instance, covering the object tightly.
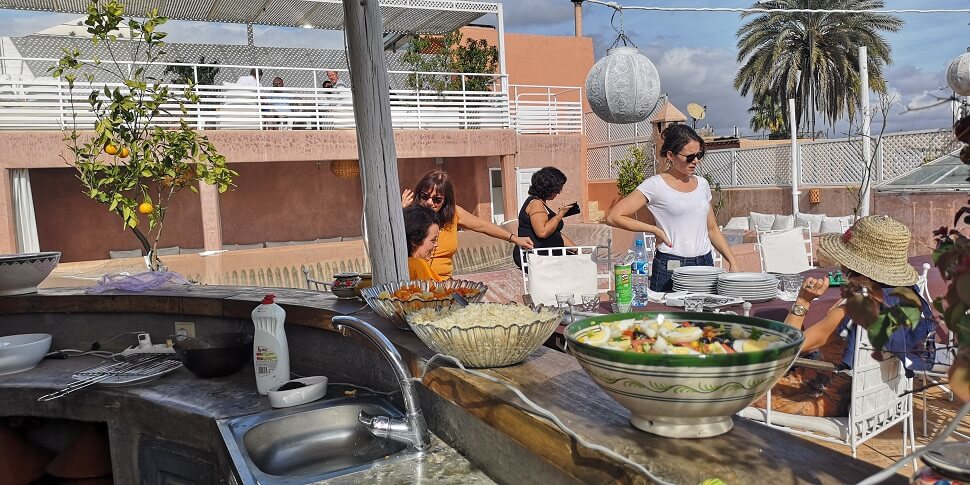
[789,97,799,215]
[859,46,872,217]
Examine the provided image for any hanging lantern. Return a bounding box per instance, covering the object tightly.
[330,160,360,178]
[585,46,661,124]
[947,51,970,96]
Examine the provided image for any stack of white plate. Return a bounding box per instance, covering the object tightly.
[717,273,778,303]
[672,266,726,294]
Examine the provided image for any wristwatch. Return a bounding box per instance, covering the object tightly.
[791,303,809,317]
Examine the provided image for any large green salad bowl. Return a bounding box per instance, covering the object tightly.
[566,312,803,438]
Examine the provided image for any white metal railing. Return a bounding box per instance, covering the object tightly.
[510,84,583,134]
[0,57,582,134]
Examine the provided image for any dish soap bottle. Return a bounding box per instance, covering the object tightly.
[252,294,289,395]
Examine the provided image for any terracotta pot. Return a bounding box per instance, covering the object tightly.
[46,424,112,479]
[0,426,54,484]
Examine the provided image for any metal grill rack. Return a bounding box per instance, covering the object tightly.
[38,353,182,402]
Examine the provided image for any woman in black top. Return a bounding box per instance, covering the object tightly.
[513,167,577,268]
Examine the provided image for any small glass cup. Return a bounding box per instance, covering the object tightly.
[780,274,804,299]
[555,293,575,311]
[684,295,706,313]
[581,294,600,312]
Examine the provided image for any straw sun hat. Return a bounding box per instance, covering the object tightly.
[817,215,919,287]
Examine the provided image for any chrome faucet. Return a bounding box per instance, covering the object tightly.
[332,316,431,451]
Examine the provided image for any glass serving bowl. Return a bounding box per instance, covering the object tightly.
[405,303,564,368]
[359,279,488,330]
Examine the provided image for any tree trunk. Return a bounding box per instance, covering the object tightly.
[342,0,409,284]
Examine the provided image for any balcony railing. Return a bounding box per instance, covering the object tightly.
[0,58,582,134]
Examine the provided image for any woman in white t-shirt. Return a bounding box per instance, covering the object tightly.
[606,124,738,291]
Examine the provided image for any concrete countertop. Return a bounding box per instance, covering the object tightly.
[0,286,904,484]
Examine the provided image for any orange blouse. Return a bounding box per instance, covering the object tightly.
[428,214,459,279]
[408,257,445,282]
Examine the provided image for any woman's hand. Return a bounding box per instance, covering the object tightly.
[653,228,672,248]
[512,236,534,249]
[401,189,414,208]
[797,277,829,303]
[557,203,573,217]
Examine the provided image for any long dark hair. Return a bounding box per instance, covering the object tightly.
[403,206,439,256]
[527,167,567,200]
[412,170,456,229]
[660,124,705,158]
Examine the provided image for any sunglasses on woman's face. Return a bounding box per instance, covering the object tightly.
[677,151,705,163]
[419,192,444,204]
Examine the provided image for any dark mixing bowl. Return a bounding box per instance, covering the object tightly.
[173,333,254,378]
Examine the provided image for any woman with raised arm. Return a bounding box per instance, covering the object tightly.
[402,170,534,279]
[512,167,578,268]
[605,124,738,292]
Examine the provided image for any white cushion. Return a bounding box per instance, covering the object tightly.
[771,214,795,230]
[795,213,825,234]
[724,217,750,230]
[819,215,853,234]
[749,212,776,231]
[759,228,811,273]
[526,252,598,307]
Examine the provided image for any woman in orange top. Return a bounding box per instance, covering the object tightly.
[402,170,534,279]
[404,206,445,282]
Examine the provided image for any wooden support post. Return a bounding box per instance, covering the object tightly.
[342,0,408,283]
[198,181,223,251]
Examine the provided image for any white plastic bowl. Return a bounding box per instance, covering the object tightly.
[0,252,61,295]
[267,376,328,408]
[0,333,52,376]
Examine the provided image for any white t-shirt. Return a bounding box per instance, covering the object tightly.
[636,174,713,257]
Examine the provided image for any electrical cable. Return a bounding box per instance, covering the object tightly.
[414,353,677,485]
[585,0,970,15]
[858,400,970,485]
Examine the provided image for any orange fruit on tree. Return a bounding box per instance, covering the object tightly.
[138,202,154,214]
[104,144,119,155]
[119,147,130,158]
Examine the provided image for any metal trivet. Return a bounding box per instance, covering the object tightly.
[38,353,182,402]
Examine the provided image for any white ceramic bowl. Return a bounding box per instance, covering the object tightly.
[0,333,53,376]
[0,252,61,295]
[267,376,328,408]
[566,312,803,438]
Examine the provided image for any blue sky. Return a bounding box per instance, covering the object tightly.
[2,1,967,136]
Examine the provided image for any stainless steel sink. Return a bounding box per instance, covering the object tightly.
[218,396,422,484]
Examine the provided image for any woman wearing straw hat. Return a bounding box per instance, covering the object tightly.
[758,215,937,417]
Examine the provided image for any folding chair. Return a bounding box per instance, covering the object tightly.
[520,246,611,306]
[756,227,814,274]
[301,264,331,291]
[739,322,917,459]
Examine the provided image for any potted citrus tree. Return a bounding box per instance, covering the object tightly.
[50,0,236,271]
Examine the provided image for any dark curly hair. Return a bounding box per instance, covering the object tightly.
[403,205,439,256]
[527,167,567,200]
[660,124,705,158]
[412,170,456,229]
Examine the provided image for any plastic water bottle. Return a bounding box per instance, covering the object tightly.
[632,239,649,307]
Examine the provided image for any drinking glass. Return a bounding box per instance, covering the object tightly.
[684,295,706,313]
[780,274,804,299]
[555,293,575,312]
[581,294,600,312]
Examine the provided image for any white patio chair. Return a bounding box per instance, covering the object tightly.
[914,262,963,438]
[738,322,917,459]
[519,246,609,307]
[301,264,331,292]
[756,226,814,274]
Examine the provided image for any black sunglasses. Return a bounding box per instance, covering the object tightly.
[677,150,705,163]
[419,192,444,204]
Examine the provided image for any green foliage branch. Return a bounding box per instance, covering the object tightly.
[50,0,236,270]
[613,145,650,198]
[402,31,499,92]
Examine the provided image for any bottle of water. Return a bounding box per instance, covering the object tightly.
[631,239,649,307]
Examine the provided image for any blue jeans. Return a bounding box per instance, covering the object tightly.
[650,251,714,292]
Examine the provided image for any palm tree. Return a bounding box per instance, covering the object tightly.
[748,96,787,138]
[734,0,902,134]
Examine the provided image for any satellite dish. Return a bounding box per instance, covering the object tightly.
[687,103,706,128]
